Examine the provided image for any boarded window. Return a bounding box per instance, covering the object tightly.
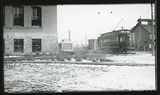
[32,39,41,52]
[32,7,41,26]
[13,6,24,26]
[14,39,24,52]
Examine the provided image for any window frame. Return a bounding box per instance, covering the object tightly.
[32,39,42,52]
[13,6,24,26]
[14,39,24,53]
[31,6,42,27]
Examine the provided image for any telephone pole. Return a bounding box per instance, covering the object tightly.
[151,0,155,55]
[68,30,71,41]
[85,31,87,46]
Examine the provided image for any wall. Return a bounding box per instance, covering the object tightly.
[3,6,58,55]
[133,26,149,51]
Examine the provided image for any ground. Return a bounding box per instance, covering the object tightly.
[4,52,155,92]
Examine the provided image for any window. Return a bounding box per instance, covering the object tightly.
[32,7,41,26]
[32,39,41,52]
[13,6,24,26]
[14,39,24,52]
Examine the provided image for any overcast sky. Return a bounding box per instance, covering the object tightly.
[57,4,152,46]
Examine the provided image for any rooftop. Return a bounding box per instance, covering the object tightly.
[131,18,155,33]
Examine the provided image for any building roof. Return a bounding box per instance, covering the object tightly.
[131,23,154,34]
[137,18,153,22]
[131,18,155,33]
[99,32,115,38]
[99,28,130,39]
[115,29,130,32]
[88,39,97,40]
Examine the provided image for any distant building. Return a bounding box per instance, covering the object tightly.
[88,39,98,50]
[4,6,58,55]
[59,39,73,53]
[131,18,154,51]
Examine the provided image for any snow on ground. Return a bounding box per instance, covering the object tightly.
[4,52,156,92]
[4,56,22,58]
[106,52,155,64]
[4,62,155,92]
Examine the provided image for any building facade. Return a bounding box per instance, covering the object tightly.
[131,18,154,51]
[4,6,58,55]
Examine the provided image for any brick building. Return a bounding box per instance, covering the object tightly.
[3,6,58,55]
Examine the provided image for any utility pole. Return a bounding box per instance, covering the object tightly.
[85,31,87,46]
[151,0,155,55]
[68,29,71,41]
[112,18,124,31]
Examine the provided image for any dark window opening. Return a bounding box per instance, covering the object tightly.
[32,39,41,52]
[32,7,41,26]
[13,6,24,26]
[14,39,24,52]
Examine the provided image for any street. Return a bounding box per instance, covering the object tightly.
[4,62,155,92]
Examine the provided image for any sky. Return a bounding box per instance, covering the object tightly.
[57,4,152,46]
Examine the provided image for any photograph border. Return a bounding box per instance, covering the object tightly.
[0,0,159,95]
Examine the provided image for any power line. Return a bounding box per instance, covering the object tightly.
[112,18,124,31]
